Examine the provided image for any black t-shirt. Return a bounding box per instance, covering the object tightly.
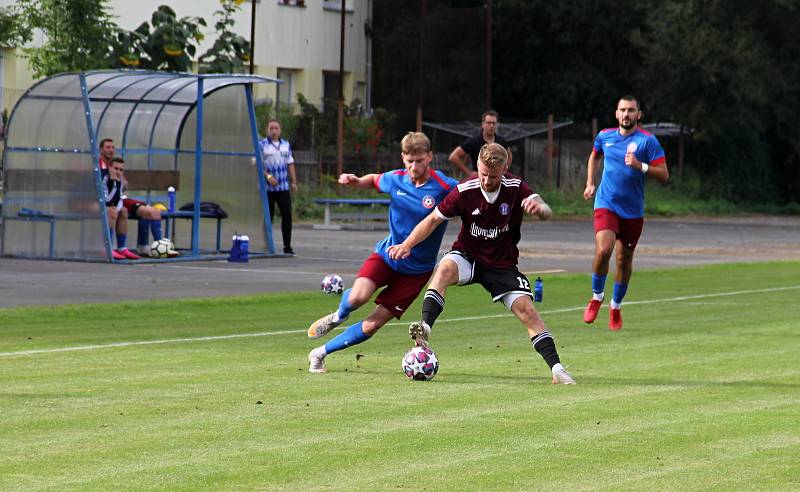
[459,133,510,168]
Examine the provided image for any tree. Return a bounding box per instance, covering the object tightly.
[110,5,206,72]
[14,0,117,78]
[0,5,31,48]
[199,0,251,73]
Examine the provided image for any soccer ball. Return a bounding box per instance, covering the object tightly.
[320,274,344,294]
[149,238,173,258]
[402,346,439,381]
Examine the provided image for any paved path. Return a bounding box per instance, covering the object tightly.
[1,216,798,308]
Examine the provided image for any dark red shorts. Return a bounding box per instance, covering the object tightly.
[594,208,644,250]
[357,253,432,319]
[123,198,145,218]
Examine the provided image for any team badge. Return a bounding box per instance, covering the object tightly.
[500,203,510,215]
[422,195,435,209]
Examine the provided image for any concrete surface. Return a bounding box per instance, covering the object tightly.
[1,216,798,308]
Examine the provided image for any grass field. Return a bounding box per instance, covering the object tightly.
[2,261,799,490]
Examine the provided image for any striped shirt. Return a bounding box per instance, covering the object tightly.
[259,138,295,192]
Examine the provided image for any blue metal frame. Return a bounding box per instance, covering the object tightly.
[246,85,276,254]
[79,73,114,262]
[191,77,204,255]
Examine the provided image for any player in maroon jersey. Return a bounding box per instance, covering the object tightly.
[388,143,575,384]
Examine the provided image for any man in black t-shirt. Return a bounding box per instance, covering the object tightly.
[448,110,513,175]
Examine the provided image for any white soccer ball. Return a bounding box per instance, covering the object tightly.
[320,274,344,294]
[149,238,173,258]
[402,346,439,381]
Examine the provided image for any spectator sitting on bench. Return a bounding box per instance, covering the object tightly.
[104,157,178,258]
[102,157,140,260]
[99,138,177,258]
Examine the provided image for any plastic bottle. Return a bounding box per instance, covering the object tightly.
[534,277,543,303]
[167,186,176,213]
[239,235,249,263]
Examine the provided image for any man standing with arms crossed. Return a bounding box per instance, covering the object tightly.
[583,95,669,330]
[389,143,575,385]
[449,110,512,175]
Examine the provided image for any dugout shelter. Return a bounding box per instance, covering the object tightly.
[1,70,283,262]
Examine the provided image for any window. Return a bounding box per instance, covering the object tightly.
[323,0,354,13]
[323,71,342,114]
[277,0,306,7]
[276,68,297,110]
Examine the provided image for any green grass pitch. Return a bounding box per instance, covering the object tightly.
[1,261,799,490]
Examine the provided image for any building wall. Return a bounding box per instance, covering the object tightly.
[0,0,370,117]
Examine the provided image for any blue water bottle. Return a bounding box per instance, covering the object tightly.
[239,235,249,263]
[167,186,176,213]
[534,277,543,303]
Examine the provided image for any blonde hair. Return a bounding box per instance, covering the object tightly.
[478,143,508,169]
[400,132,431,155]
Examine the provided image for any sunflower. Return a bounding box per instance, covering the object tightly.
[164,43,183,56]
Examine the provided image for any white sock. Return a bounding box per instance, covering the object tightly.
[311,346,327,358]
[551,362,564,374]
[610,300,621,310]
[592,292,605,302]
[331,312,341,323]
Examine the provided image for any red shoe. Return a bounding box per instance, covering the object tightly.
[609,308,622,331]
[583,299,602,324]
[118,248,141,260]
[111,249,125,260]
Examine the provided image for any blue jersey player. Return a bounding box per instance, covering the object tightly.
[307,132,458,373]
[583,95,670,330]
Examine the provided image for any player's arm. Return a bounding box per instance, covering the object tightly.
[521,194,552,220]
[387,212,447,260]
[583,150,603,200]
[338,173,380,188]
[288,163,298,192]
[624,151,670,183]
[448,146,472,176]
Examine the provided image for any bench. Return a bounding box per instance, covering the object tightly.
[313,198,390,230]
[8,208,96,258]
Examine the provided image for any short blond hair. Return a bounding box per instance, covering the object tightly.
[400,132,431,155]
[478,143,508,169]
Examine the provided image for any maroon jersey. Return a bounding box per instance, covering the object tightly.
[435,173,536,268]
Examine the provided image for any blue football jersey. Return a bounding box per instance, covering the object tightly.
[593,127,666,218]
[374,169,458,274]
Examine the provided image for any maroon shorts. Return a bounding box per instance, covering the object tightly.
[123,198,146,217]
[594,208,644,250]
[357,253,432,319]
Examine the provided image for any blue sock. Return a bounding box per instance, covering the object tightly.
[612,282,628,304]
[109,228,114,244]
[150,219,163,241]
[337,288,355,319]
[324,321,370,354]
[117,233,127,249]
[592,273,607,294]
[137,220,149,247]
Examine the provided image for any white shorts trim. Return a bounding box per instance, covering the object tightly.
[497,291,534,310]
[441,251,474,285]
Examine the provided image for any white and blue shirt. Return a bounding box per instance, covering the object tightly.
[374,169,458,274]
[259,138,295,192]
[593,127,666,218]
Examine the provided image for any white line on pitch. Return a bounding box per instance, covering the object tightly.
[1,284,798,359]
[153,265,340,276]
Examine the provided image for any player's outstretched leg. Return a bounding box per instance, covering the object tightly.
[308,288,355,338]
[409,288,445,346]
